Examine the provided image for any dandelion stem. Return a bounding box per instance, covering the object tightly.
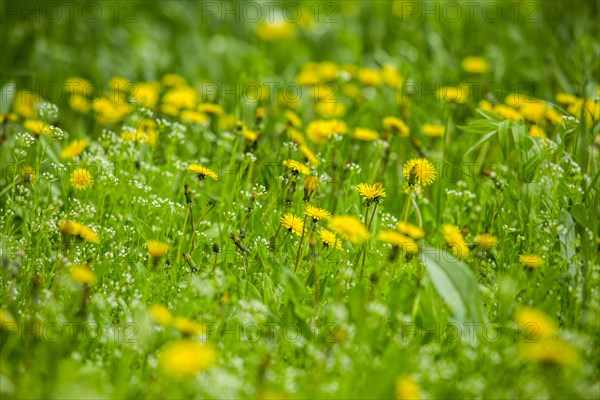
[273,231,290,257]
[293,215,308,273]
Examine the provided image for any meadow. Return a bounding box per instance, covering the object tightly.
[0,1,599,398]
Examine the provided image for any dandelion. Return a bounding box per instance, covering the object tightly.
[284,110,303,128]
[377,231,418,254]
[281,214,304,236]
[515,307,557,339]
[356,182,387,205]
[403,158,437,192]
[172,316,205,335]
[282,159,310,175]
[299,145,319,166]
[61,139,90,159]
[529,125,547,140]
[437,85,468,103]
[187,164,218,181]
[69,265,97,286]
[383,117,409,137]
[180,110,209,124]
[475,233,498,251]
[147,240,169,260]
[149,304,173,326]
[352,127,379,141]
[315,102,346,118]
[60,221,100,244]
[304,205,332,222]
[442,224,469,259]
[198,103,224,116]
[395,376,421,400]
[159,340,217,377]
[318,229,342,249]
[329,215,370,244]
[421,123,445,138]
[306,119,348,143]
[519,254,544,268]
[519,338,579,367]
[23,119,51,135]
[256,19,296,41]
[70,168,94,190]
[461,56,489,74]
[303,176,319,201]
[396,221,425,240]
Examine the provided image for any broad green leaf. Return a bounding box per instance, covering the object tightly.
[421,246,488,325]
[569,204,587,227]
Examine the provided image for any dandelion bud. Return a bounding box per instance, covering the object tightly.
[303,176,319,201]
[212,243,220,254]
[184,184,193,205]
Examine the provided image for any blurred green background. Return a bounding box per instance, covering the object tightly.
[1,0,599,100]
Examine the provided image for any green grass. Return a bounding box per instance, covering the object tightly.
[1,1,599,399]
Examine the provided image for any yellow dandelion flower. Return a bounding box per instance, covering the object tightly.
[162,74,187,87]
[329,215,370,244]
[357,67,381,86]
[493,105,522,121]
[59,221,100,244]
[23,119,51,135]
[187,164,218,180]
[474,233,498,251]
[352,127,379,141]
[78,225,100,244]
[377,231,419,254]
[461,56,489,74]
[421,123,445,138]
[545,108,563,125]
[180,110,209,124]
[519,254,544,268]
[519,338,579,367]
[281,214,304,236]
[306,119,348,143]
[198,103,224,116]
[147,240,169,259]
[555,93,578,105]
[69,94,91,113]
[318,229,342,249]
[149,304,173,326]
[299,145,319,166]
[159,340,217,377]
[304,205,332,222]
[356,182,387,205]
[315,102,346,118]
[282,159,310,175]
[442,224,469,259]
[131,81,160,109]
[383,117,409,137]
[381,64,404,88]
[243,128,259,143]
[256,19,296,41]
[61,139,90,159]
[284,110,303,128]
[529,125,546,140]
[397,221,425,240]
[172,316,205,335]
[70,168,94,190]
[395,376,421,400]
[479,100,494,111]
[437,85,468,103]
[521,101,547,123]
[69,265,97,286]
[515,307,557,339]
[403,158,437,192]
[13,90,40,118]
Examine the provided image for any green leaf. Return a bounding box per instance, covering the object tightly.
[465,130,498,156]
[498,120,512,160]
[569,204,587,228]
[421,246,488,325]
[476,108,503,122]
[522,154,542,183]
[281,267,306,302]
